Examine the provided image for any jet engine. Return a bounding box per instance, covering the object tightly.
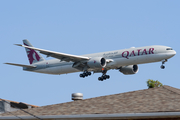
[87,57,106,68]
[119,65,138,75]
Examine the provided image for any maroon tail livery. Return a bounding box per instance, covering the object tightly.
[23,39,44,64]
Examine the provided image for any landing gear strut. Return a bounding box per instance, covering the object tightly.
[161,59,167,69]
[98,69,110,81]
[80,71,91,78]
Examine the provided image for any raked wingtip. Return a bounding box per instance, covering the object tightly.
[14,44,23,46]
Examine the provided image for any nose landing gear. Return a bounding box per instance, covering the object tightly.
[161,65,165,69]
[161,59,167,69]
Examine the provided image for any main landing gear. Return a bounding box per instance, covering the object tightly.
[79,69,110,81]
[98,75,110,81]
[80,71,91,78]
[161,59,167,69]
[98,69,110,81]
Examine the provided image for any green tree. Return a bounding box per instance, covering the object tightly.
[147,79,163,88]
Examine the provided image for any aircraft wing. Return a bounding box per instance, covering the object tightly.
[4,63,36,68]
[15,44,90,62]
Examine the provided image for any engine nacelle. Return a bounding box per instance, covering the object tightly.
[119,65,138,75]
[87,57,106,68]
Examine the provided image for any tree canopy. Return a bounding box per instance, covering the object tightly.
[147,79,163,88]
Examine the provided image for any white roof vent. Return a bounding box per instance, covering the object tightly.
[72,93,83,101]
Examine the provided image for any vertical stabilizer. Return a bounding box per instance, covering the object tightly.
[23,39,45,64]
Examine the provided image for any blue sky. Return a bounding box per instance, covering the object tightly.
[1,0,179,106]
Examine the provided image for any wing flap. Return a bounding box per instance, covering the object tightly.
[15,44,90,62]
[4,63,36,68]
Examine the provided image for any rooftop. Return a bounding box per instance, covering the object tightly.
[0,99,39,109]
[1,85,180,118]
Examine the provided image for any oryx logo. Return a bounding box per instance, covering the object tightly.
[24,43,40,64]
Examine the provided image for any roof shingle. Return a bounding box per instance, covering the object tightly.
[1,85,180,117]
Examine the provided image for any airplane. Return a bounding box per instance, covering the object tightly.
[5,39,176,81]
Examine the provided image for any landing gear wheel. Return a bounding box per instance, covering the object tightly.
[80,74,85,78]
[80,71,91,78]
[161,65,165,69]
[106,75,110,79]
[98,77,103,81]
[103,75,106,80]
[85,73,88,77]
[83,73,86,76]
[88,72,91,76]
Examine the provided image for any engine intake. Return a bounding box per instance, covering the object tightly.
[87,57,106,68]
[120,65,138,75]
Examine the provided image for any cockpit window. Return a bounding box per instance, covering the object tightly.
[166,48,173,50]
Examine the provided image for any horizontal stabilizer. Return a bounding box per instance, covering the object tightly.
[4,63,36,68]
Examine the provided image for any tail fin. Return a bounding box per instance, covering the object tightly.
[23,39,45,64]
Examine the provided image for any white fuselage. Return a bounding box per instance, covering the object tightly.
[24,45,176,75]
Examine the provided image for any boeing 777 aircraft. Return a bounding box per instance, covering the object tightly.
[5,40,176,81]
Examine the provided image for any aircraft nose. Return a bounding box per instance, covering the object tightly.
[173,50,176,56]
[170,50,176,57]
[166,49,176,58]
